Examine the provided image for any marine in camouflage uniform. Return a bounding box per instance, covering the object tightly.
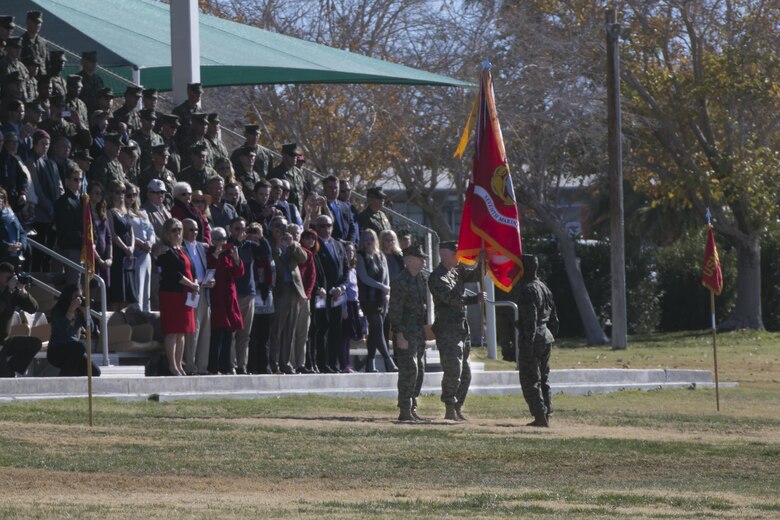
[428,241,483,421]
[357,187,392,236]
[229,124,273,179]
[21,11,48,76]
[512,254,558,427]
[88,133,126,188]
[77,51,104,117]
[267,143,308,210]
[387,244,429,422]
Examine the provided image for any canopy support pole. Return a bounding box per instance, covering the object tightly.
[170,0,201,103]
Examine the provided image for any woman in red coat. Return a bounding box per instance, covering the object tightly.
[207,227,244,374]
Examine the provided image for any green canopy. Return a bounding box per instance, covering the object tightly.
[6,0,473,91]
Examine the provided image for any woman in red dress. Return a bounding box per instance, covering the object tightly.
[207,227,244,374]
[156,218,199,375]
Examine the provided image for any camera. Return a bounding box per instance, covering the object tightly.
[16,273,33,285]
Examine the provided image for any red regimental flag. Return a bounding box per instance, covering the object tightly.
[81,193,95,280]
[455,66,523,291]
[701,226,723,296]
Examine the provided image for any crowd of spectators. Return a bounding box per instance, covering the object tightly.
[0,11,418,377]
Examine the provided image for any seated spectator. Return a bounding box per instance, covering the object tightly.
[171,181,210,245]
[207,227,244,374]
[156,218,199,376]
[0,262,41,377]
[0,187,27,267]
[47,284,102,377]
[357,229,396,372]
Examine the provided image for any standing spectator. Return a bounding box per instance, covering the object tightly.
[47,284,102,377]
[21,11,48,76]
[339,241,362,373]
[358,187,392,236]
[206,176,237,231]
[269,216,306,374]
[27,129,61,272]
[247,222,274,374]
[229,124,273,179]
[156,218,198,376]
[338,179,360,228]
[0,187,27,267]
[87,182,112,287]
[287,223,314,373]
[106,180,137,311]
[313,214,348,373]
[275,179,302,227]
[380,230,405,283]
[171,181,210,245]
[267,143,308,210]
[207,227,244,375]
[248,179,274,233]
[301,191,328,232]
[141,179,171,239]
[323,175,357,243]
[225,182,251,223]
[53,164,83,283]
[0,263,41,377]
[181,218,213,375]
[126,183,156,313]
[228,217,260,374]
[77,51,103,117]
[357,229,396,373]
[301,229,323,373]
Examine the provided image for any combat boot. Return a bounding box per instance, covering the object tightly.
[397,407,415,422]
[444,403,458,420]
[526,413,549,428]
[411,407,430,423]
[454,404,467,421]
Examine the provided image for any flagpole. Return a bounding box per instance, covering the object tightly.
[710,289,720,411]
[85,265,94,427]
[480,239,486,347]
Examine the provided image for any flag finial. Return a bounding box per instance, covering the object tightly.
[706,207,712,226]
[482,59,492,71]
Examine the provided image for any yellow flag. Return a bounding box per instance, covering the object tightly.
[453,98,478,159]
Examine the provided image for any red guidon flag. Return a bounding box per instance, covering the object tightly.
[81,181,95,280]
[702,225,723,295]
[455,63,523,291]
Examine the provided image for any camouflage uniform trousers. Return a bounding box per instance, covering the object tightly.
[518,339,552,417]
[437,330,471,405]
[396,329,426,410]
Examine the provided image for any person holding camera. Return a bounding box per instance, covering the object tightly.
[0,262,41,377]
[48,284,101,377]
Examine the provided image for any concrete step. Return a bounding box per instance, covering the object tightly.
[0,369,736,402]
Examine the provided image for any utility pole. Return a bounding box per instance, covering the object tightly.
[606,7,627,350]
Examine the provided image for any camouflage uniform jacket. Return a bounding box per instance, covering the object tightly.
[205,134,229,163]
[429,263,482,336]
[230,143,273,179]
[513,278,559,346]
[234,164,262,198]
[0,57,29,85]
[161,136,181,176]
[138,165,176,202]
[21,33,48,75]
[76,71,104,115]
[267,163,307,209]
[112,105,142,134]
[178,165,217,192]
[357,208,392,237]
[88,154,125,188]
[50,75,66,98]
[65,95,89,128]
[130,128,163,173]
[388,269,428,336]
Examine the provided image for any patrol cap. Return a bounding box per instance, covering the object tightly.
[27,11,43,22]
[6,37,21,49]
[207,113,220,124]
[121,142,139,155]
[73,149,93,162]
[66,74,82,86]
[0,16,14,29]
[237,145,256,157]
[151,144,169,156]
[191,112,208,124]
[139,108,157,121]
[81,50,97,62]
[124,85,143,97]
[281,143,301,157]
[142,88,158,99]
[190,143,208,154]
[97,87,114,98]
[366,186,388,199]
[50,50,67,62]
[104,132,122,144]
[402,244,427,258]
[439,241,458,252]
[187,82,203,92]
[147,179,167,192]
[244,124,260,134]
[161,114,180,127]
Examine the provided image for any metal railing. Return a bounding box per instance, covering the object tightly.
[28,241,111,366]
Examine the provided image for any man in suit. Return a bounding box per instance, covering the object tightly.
[269,216,307,374]
[313,214,348,372]
[323,175,358,244]
[181,218,214,375]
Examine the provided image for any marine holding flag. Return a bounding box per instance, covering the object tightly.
[455,62,523,292]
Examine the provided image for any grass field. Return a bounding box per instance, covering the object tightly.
[0,330,778,518]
